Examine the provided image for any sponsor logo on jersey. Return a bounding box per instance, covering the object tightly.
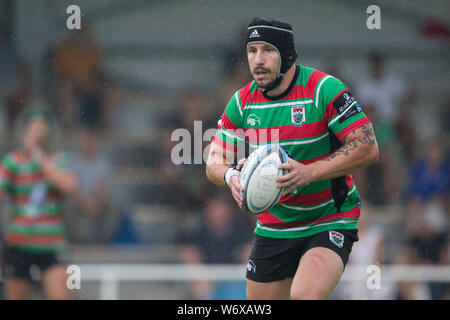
[339,104,362,123]
[333,89,356,114]
[247,260,256,273]
[291,105,305,127]
[329,230,344,248]
[247,114,261,126]
[333,89,362,123]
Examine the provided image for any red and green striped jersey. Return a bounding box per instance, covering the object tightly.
[213,64,371,239]
[0,149,69,253]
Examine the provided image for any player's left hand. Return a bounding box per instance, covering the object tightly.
[277,158,314,196]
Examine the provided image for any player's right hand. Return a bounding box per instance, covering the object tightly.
[229,158,246,208]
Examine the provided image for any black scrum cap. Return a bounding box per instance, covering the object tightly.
[245,17,298,79]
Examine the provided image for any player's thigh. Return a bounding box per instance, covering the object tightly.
[291,247,344,300]
[245,235,303,299]
[3,278,30,300]
[41,264,71,300]
[247,278,292,300]
[290,228,358,300]
[1,244,33,299]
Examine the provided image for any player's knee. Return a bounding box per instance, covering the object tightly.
[47,265,67,279]
[247,280,290,300]
[290,286,328,300]
[44,270,71,300]
[247,286,270,300]
[43,266,68,287]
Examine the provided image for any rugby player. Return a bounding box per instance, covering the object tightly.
[0,107,77,299]
[206,17,379,300]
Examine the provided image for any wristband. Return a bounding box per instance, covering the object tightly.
[224,165,240,187]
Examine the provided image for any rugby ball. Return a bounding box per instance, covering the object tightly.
[239,144,289,214]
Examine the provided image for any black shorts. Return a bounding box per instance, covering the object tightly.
[246,228,358,283]
[1,243,64,280]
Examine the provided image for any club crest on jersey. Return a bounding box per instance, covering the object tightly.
[329,230,344,248]
[291,105,305,127]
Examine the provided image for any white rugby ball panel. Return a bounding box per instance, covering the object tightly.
[239,144,289,214]
[246,153,283,213]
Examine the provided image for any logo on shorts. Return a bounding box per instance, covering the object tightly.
[329,230,344,248]
[247,260,256,273]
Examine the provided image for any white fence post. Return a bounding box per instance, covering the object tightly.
[99,269,119,300]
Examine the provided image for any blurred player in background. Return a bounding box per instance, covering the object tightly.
[52,26,119,130]
[206,17,379,299]
[0,107,77,299]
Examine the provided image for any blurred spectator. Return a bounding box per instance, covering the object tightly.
[404,141,449,299]
[180,195,252,264]
[408,229,447,266]
[155,124,189,208]
[325,60,350,86]
[213,24,253,117]
[393,246,432,300]
[335,210,397,299]
[351,211,386,267]
[67,129,114,243]
[178,195,253,299]
[405,141,449,235]
[52,26,119,130]
[0,24,31,135]
[408,141,449,205]
[157,88,212,211]
[353,52,414,204]
[356,52,411,127]
[172,88,210,129]
[222,24,248,75]
[109,207,141,245]
[214,55,253,119]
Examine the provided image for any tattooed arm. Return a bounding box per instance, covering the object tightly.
[311,122,379,179]
[277,123,379,194]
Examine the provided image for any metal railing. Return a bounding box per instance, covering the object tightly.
[76,263,450,300]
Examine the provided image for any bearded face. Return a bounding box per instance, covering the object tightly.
[247,43,280,89]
